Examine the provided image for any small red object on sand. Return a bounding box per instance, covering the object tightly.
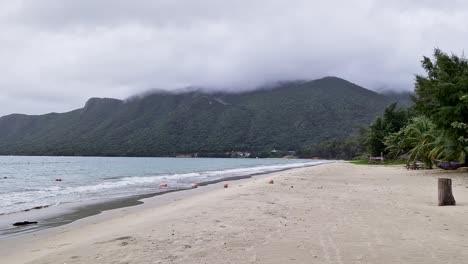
[224,184,229,188]
[159,183,168,188]
[191,183,198,189]
[268,180,274,184]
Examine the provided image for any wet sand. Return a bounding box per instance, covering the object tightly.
[1,162,468,263]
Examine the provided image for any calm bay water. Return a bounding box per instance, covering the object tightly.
[0,156,330,216]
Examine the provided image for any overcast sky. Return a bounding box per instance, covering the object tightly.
[0,0,467,116]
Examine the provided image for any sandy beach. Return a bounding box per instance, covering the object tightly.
[1,162,468,264]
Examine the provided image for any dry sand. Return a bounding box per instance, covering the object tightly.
[1,162,468,264]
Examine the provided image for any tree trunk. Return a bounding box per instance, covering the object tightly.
[438,178,456,206]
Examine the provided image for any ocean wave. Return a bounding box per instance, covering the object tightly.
[0,160,332,215]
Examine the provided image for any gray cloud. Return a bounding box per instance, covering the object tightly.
[0,0,467,116]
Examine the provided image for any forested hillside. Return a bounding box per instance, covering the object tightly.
[0,77,393,156]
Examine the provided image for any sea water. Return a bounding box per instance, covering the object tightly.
[0,156,331,216]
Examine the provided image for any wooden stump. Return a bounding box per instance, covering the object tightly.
[438,178,456,206]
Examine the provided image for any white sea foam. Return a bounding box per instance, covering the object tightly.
[0,158,332,215]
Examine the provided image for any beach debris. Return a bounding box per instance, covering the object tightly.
[160,183,168,188]
[268,180,274,184]
[23,205,50,212]
[438,178,456,206]
[224,184,229,188]
[191,183,198,189]
[13,221,38,226]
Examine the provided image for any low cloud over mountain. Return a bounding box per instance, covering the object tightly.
[0,0,467,115]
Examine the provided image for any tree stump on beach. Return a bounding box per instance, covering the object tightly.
[438,178,456,206]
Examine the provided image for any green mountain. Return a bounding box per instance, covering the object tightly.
[0,77,393,157]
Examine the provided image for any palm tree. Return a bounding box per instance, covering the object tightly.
[401,117,437,169]
[430,131,467,164]
[384,130,407,160]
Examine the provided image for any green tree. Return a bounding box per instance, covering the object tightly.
[367,103,410,156]
[384,129,407,160]
[430,130,467,163]
[401,117,437,169]
[413,49,468,164]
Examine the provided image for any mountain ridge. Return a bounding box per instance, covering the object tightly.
[0,76,394,156]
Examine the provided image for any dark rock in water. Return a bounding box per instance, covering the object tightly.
[13,221,38,226]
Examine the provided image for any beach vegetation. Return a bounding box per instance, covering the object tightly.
[363,49,468,168]
[413,49,468,165]
[399,117,437,168]
[296,138,364,160]
[365,103,411,157]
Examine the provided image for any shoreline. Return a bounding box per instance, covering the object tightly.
[0,160,334,238]
[2,162,468,264]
